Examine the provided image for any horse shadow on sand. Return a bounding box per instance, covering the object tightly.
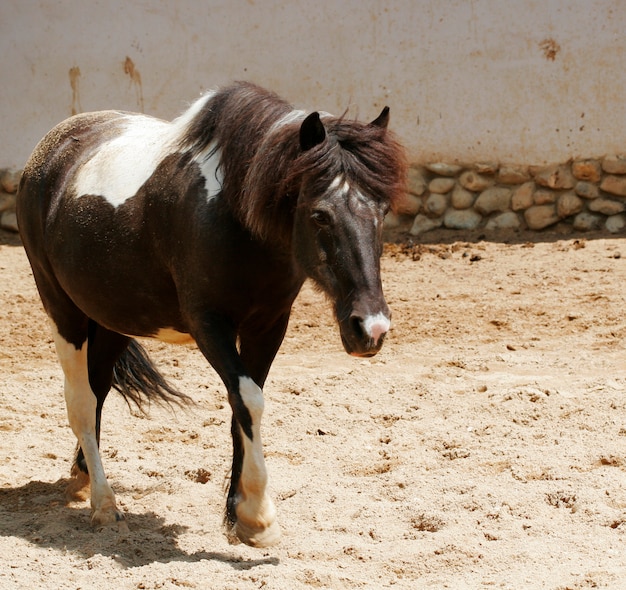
[0,478,279,569]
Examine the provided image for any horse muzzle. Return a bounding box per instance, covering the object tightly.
[339,309,391,358]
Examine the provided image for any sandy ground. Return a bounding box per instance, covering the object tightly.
[1,226,625,590]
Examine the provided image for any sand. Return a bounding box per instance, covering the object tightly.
[1,227,625,589]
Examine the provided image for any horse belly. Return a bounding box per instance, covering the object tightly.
[153,328,196,344]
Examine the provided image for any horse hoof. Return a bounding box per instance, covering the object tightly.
[229,519,281,548]
[91,506,126,531]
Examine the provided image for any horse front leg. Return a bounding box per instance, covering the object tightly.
[226,375,280,547]
[51,325,127,531]
[225,311,292,546]
[194,313,288,547]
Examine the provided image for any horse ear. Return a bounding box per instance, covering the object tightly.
[300,112,326,151]
[370,106,390,130]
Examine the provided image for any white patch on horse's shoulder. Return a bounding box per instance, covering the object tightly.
[153,328,195,344]
[74,115,171,207]
[362,312,391,345]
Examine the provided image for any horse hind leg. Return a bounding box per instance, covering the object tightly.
[71,323,131,499]
[50,319,127,531]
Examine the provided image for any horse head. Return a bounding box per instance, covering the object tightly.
[293,108,404,357]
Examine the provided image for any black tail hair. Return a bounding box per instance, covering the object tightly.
[112,339,193,412]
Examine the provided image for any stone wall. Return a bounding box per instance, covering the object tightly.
[387,156,626,237]
[0,169,19,232]
[3,157,626,238]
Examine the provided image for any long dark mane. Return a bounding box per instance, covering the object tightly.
[179,81,407,241]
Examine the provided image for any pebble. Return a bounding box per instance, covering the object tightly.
[573,211,602,231]
[572,160,602,182]
[395,193,422,216]
[497,166,529,184]
[407,167,428,196]
[601,155,626,175]
[574,181,599,199]
[383,211,402,229]
[524,205,559,230]
[511,182,535,211]
[533,189,557,205]
[588,198,625,216]
[451,185,475,210]
[443,209,482,230]
[557,192,583,218]
[425,162,462,177]
[0,192,14,213]
[485,211,520,231]
[425,193,448,216]
[0,169,21,193]
[474,187,512,215]
[410,214,442,236]
[474,162,498,175]
[606,214,626,234]
[600,175,626,197]
[534,164,575,190]
[429,177,456,194]
[0,211,18,232]
[0,170,19,233]
[459,171,493,192]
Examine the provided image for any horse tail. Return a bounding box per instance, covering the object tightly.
[112,339,193,411]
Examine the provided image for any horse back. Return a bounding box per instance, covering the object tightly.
[17,109,302,340]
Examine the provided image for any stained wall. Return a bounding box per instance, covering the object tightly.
[1,1,625,169]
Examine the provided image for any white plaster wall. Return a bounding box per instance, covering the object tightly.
[1,0,625,169]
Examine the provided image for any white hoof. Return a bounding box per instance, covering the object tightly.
[228,518,281,547]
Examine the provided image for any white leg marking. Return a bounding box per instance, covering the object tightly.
[51,324,121,527]
[362,312,391,345]
[233,376,280,546]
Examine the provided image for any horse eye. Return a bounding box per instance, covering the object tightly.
[311,209,332,227]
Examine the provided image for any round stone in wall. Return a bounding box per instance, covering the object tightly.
[485,211,520,231]
[588,198,625,216]
[451,185,474,210]
[605,214,625,233]
[443,209,482,230]
[410,214,443,236]
[459,171,493,192]
[556,192,583,218]
[573,211,602,231]
[524,205,559,230]
[429,177,456,194]
[425,193,448,216]
[474,187,512,215]
[602,155,626,175]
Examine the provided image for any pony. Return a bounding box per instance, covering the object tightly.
[16,81,407,547]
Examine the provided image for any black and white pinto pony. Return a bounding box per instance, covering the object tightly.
[17,81,407,547]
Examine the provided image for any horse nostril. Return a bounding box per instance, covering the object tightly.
[350,315,365,339]
[349,312,390,346]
